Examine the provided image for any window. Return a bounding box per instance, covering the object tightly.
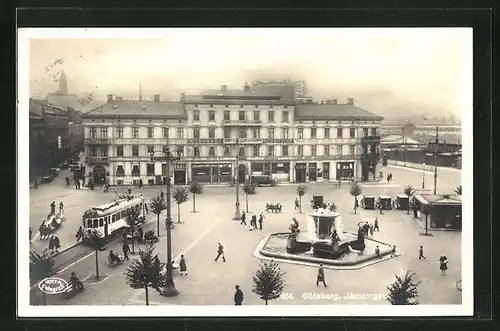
[336,128,343,139]
[253,145,260,156]
[363,128,369,137]
[163,127,169,138]
[350,128,356,138]
[298,146,303,156]
[132,145,139,157]
[100,127,108,138]
[209,110,215,121]
[324,145,330,156]
[268,111,275,122]
[132,165,140,177]
[177,145,184,156]
[147,145,154,154]
[324,128,330,139]
[208,127,215,138]
[311,146,316,156]
[147,163,155,176]
[297,128,303,139]
[90,147,97,157]
[116,127,123,138]
[193,109,200,121]
[224,127,231,139]
[132,127,139,139]
[239,111,246,121]
[193,147,200,157]
[90,127,97,138]
[282,111,289,123]
[116,165,124,177]
[224,147,230,157]
[239,147,245,157]
[282,145,289,156]
[371,128,377,136]
[268,129,275,139]
[349,145,356,155]
[282,128,289,139]
[161,163,167,176]
[253,128,260,138]
[336,145,343,155]
[311,128,317,139]
[193,127,200,139]
[147,127,154,138]
[209,147,215,157]
[267,146,274,156]
[224,110,230,121]
[162,145,168,153]
[239,128,246,138]
[101,148,108,157]
[116,146,123,157]
[253,111,260,121]
[176,127,183,139]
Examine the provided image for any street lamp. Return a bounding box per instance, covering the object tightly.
[232,138,241,220]
[422,163,426,189]
[149,146,181,297]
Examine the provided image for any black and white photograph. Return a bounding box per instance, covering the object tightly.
[17,28,472,317]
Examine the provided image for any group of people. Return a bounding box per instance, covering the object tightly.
[265,202,282,213]
[359,219,380,237]
[50,201,64,215]
[386,173,394,183]
[44,234,61,254]
[239,211,265,230]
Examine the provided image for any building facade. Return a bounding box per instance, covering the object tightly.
[82,85,384,186]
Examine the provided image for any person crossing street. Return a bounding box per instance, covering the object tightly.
[214,242,226,262]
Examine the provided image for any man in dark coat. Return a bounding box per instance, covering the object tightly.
[374,218,379,231]
[258,214,264,230]
[214,242,226,262]
[251,214,258,229]
[50,201,56,215]
[240,212,247,226]
[316,264,327,287]
[419,245,426,260]
[179,255,187,275]
[122,241,130,260]
[53,235,60,253]
[234,285,244,305]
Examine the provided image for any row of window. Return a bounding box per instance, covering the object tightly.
[85,204,142,228]
[89,126,378,140]
[90,144,365,158]
[193,110,289,122]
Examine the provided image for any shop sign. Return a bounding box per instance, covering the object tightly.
[173,163,186,170]
[188,139,223,144]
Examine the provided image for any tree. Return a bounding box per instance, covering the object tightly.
[386,270,421,305]
[421,204,432,235]
[189,180,203,213]
[172,187,189,223]
[295,185,308,213]
[454,185,462,195]
[126,208,141,254]
[124,244,167,306]
[149,196,166,236]
[403,185,416,215]
[350,182,363,214]
[85,228,107,280]
[252,260,286,305]
[29,250,55,286]
[242,181,257,213]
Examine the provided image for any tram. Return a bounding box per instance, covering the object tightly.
[82,195,146,238]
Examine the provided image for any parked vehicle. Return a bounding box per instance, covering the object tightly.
[361,195,376,209]
[249,175,273,187]
[48,168,59,177]
[41,172,54,183]
[395,194,410,210]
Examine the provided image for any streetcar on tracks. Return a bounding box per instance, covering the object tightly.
[82,195,146,239]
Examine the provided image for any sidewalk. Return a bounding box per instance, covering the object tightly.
[388,160,461,172]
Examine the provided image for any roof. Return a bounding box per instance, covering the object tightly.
[201,89,279,98]
[83,100,186,119]
[29,98,67,117]
[47,93,106,112]
[380,135,422,145]
[415,194,462,205]
[295,104,384,121]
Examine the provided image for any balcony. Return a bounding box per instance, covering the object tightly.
[85,138,109,145]
[87,156,109,165]
[361,135,381,144]
[222,120,262,126]
[187,138,223,144]
[223,138,263,145]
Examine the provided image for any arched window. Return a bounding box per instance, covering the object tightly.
[209,147,216,157]
[224,147,230,157]
[239,147,245,157]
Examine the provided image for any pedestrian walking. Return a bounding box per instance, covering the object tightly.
[354,199,359,213]
[234,285,244,305]
[179,255,187,275]
[390,245,397,257]
[50,201,56,215]
[369,224,374,236]
[75,226,84,242]
[214,242,226,262]
[439,255,448,275]
[59,202,64,213]
[160,190,164,199]
[374,218,379,231]
[240,212,247,226]
[418,245,426,260]
[375,245,381,258]
[29,227,32,244]
[53,234,60,253]
[316,264,327,287]
[258,213,264,230]
[294,198,299,211]
[387,174,390,183]
[251,214,258,229]
[389,173,393,182]
[127,188,132,195]
[122,241,130,260]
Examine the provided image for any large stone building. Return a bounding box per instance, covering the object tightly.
[82,84,384,186]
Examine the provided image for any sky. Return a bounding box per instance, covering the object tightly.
[26,28,472,119]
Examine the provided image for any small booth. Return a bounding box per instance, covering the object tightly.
[395,194,410,210]
[376,195,393,210]
[413,194,462,230]
[362,195,376,209]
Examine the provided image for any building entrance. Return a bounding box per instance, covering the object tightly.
[295,163,306,183]
[92,165,106,185]
[238,164,247,183]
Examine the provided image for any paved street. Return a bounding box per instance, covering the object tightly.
[32,165,463,306]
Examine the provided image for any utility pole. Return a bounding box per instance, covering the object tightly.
[403,125,407,167]
[433,126,439,195]
[232,138,241,220]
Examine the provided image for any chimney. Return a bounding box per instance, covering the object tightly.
[154,94,160,102]
[180,93,186,102]
[221,85,227,91]
[243,82,250,91]
[347,98,354,106]
[333,99,337,105]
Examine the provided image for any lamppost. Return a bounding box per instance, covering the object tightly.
[232,138,241,220]
[430,126,447,195]
[422,163,426,189]
[149,145,181,297]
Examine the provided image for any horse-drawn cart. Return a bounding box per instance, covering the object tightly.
[43,212,65,232]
